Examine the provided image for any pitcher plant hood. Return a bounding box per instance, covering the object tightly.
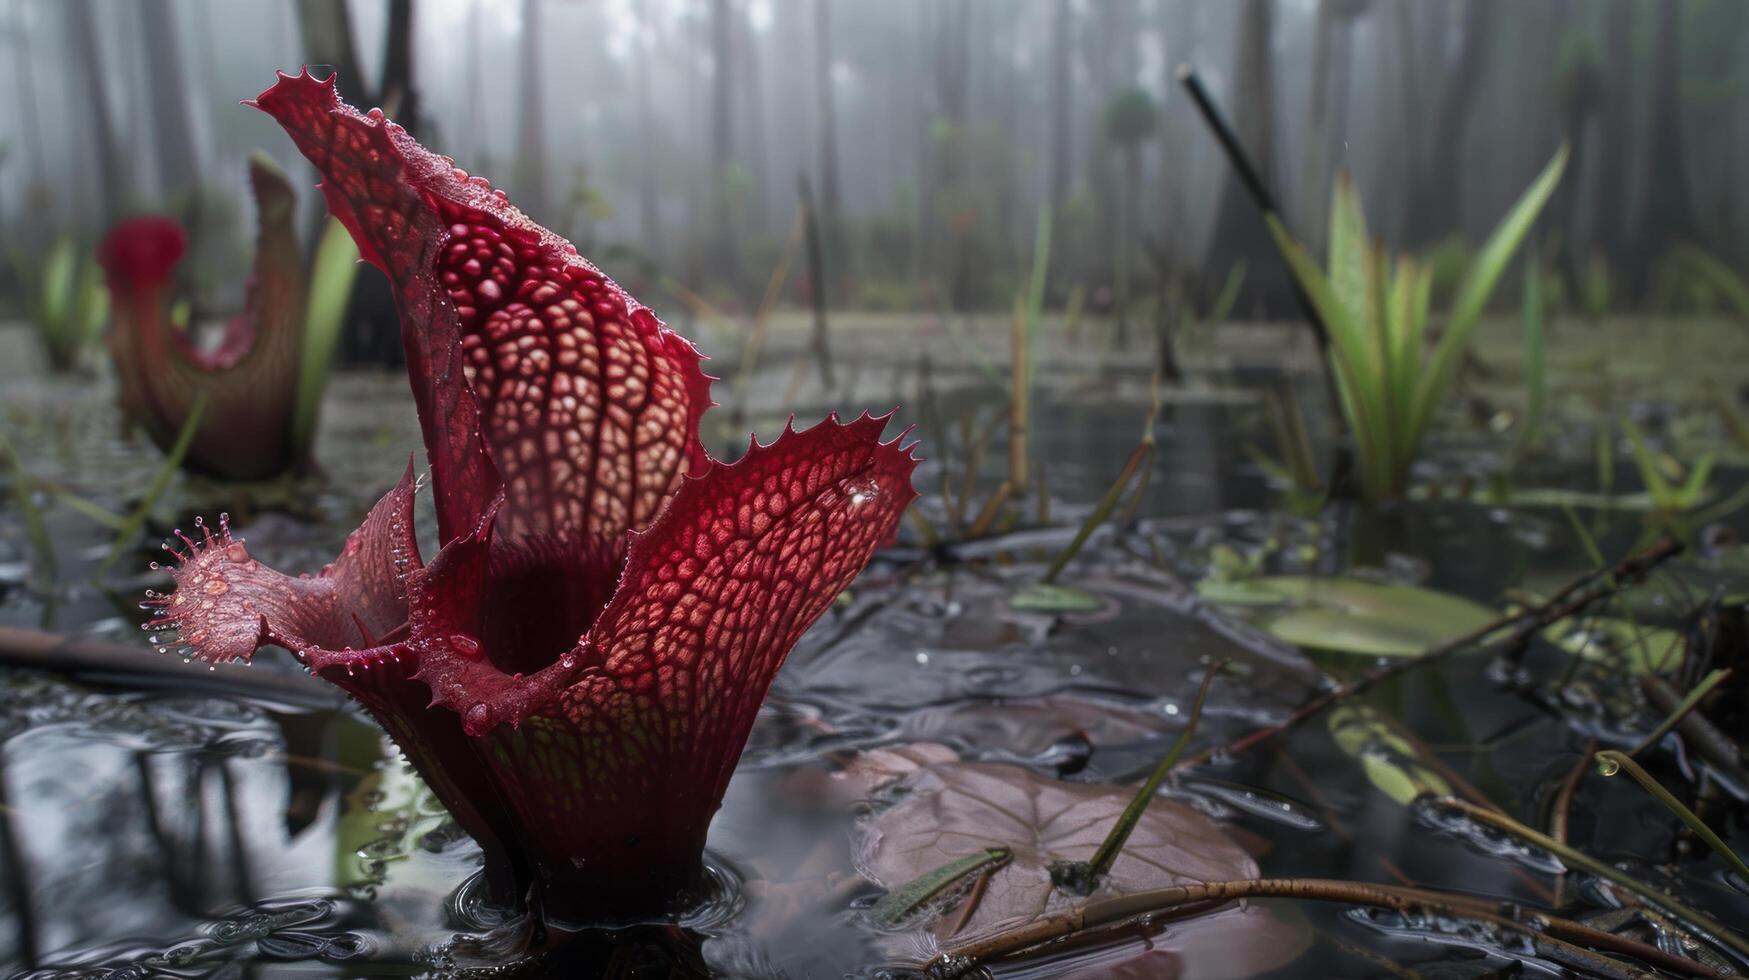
[142,69,918,916]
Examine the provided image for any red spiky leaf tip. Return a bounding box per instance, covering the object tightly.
[145,69,920,919]
[99,154,313,480]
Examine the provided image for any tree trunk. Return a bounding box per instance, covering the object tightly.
[514,0,548,220]
[814,0,840,226]
[1630,0,1699,290]
[294,0,368,106]
[67,0,131,224]
[1115,145,1140,346]
[140,0,201,198]
[380,0,419,132]
[1087,0,1136,289]
[1412,0,1494,244]
[1157,0,1196,279]
[634,0,660,251]
[1589,0,1634,272]
[710,0,739,282]
[7,6,48,214]
[736,4,769,234]
[1047,0,1073,209]
[1201,0,1281,313]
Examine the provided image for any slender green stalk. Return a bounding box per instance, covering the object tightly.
[1630,668,1731,758]
[1040,441,1148,584]
[0,434,55,574]
[1508,253,1546,470]
[1595,750,1749,883]
[1073,660,1226,887]
[36,482,126,531]
[1444,798,1749,963]
[98,394,209,578]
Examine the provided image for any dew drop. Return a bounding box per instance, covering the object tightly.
[465,703,491,734]
[1596,756,1621,777]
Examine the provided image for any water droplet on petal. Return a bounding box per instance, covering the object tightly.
[465,703,491,735]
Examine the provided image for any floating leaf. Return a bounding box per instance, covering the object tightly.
[854,759,1302,969]
[1205,576,1497,658]
[1193,578,1291,607]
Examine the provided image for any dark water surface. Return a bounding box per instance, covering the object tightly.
[3,329,1747,978]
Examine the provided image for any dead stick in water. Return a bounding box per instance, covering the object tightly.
[1443,798,1749,965]
[0,626,338,707]
[930,876,1708,979]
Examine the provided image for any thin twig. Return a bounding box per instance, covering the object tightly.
[1040,442,1150,584]
[1176,537,1683,769]
[1630,668,1731,758]
[1442,797,1749,964]
[932,876,1706,979]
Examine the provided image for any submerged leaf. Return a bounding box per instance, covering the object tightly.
[1328,705,1453,806]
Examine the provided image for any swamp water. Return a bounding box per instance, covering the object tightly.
[2,320,1748,978]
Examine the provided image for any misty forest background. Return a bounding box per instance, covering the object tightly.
[1,0,1746,363]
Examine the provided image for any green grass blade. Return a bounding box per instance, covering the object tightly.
[1630,668,1731,758]
[1208,259,1247,323]
[1674,242,1749,323]
[1620,416,1673,507]
[1595,750,1749,883]
[1409,145,1568,451]
[1508,254,1546,470]
[290,217,362,459]
[871,847,1010,927]
[1022,204,1052,392]
[1267,214,1390,496]
[38,237,75,353]
[1080,661,1227,884]
[0,433,56,574]
[1677,451,1715,510]
[99,394,208,579]
[1328,172,1371,337]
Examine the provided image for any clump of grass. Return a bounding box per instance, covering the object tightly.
[1621,416,1714,515]
[13,236,109,372]
[1267,146,1568,499]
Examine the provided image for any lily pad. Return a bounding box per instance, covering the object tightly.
[1009,582,1108,613]
[1206,576,1497,658]
[1193,578,1292,607]
[854,758,1309,974]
